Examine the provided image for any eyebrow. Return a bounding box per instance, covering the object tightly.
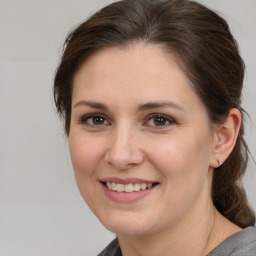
[73,100,108,110]
[137,102,185,112]
[73,100,185,112]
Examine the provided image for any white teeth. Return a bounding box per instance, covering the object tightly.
[141,183,147,190]
[134,183,141,192]
[116,183,125,192]
[106,182,154,192]
[124,184,133,193]
[147,183,152,188]
[112,183,117,191]
[106,182,112,190]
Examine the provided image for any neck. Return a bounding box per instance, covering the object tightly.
[117,204,240,256]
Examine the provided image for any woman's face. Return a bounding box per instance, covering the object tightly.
[69,43,217,236]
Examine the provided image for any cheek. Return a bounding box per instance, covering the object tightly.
[68,133,103,177]
[68,133,107,206]
[148,132,212,186]
[149,136,213,217]
[149,139,194,174]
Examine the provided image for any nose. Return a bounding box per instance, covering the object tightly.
[104,125,144,170]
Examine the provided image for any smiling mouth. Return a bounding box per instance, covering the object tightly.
[103,182,159,193]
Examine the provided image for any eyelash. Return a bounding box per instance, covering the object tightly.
[78,113,176,128]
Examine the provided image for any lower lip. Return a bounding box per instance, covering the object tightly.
[101,183,156,203]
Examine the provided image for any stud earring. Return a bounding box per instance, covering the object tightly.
[218,160,222,167]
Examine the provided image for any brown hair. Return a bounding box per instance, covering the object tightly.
[54,0,255,227]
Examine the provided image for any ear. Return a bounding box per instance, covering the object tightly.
[210,108,241,168]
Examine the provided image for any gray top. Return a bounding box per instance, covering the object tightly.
[208,227,256,256]
[98,227,256,256]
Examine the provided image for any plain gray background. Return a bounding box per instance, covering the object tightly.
[0,0,255,255]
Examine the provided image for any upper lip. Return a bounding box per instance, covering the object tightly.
[100,177,159,185]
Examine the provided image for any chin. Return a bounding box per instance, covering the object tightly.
[97,211,156,236]
[103,222,151,236]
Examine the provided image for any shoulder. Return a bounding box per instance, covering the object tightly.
[208,227,256,256]
[97,238,122,256]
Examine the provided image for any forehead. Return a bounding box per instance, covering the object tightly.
[72,43,205,113]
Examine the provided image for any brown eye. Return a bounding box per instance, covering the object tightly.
[153,117,167,126]
[79,114,110,126]
[92,116,105,125]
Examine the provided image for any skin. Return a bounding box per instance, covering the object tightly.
[69,43,241,256]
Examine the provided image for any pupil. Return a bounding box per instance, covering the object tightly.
[93,117,104,125]
[154,117,166,126]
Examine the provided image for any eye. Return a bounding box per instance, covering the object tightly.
[79,113,110,126]
[145,114,175,127]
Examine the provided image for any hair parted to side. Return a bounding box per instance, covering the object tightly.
[54,0,255,227]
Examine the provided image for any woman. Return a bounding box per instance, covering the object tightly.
[54,0,256,255]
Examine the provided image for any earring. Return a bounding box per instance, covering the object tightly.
[218,160,222,167]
